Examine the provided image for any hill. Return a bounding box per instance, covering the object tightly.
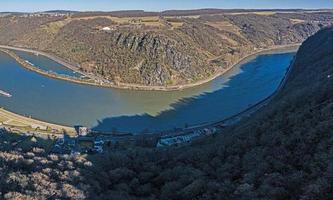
[0,25,332,199]
[0,10,332,87]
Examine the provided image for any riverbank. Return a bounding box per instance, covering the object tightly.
[0,47,296,142]
[0,44,300,91]
[0,48,105,88]
[0,108,76,137]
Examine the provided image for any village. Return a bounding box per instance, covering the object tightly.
[0,113,226,155]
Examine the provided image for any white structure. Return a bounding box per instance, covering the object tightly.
[157,132,201,147]
[78,127,90,136]
[102,27,111,31]
[157,127,218,147]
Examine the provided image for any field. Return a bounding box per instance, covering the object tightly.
[229,11,277,15]
[69,15,166,28]
[0,108,76,136]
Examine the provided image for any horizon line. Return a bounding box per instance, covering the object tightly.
[1,7,333,13]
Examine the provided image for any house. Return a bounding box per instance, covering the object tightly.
[74,126,90,136]
[157,131,201,147]
[78,127,90,136]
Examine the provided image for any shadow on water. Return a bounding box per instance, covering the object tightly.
[91,85,245,134]
[0,50,295,134]
[92,53,293,133]
[93,64,279,133]
[92,94,204,134]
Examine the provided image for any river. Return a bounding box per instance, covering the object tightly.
[0,49,296,133]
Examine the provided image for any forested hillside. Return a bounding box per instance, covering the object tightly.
[0,11,332,87]
[0,25,332,199]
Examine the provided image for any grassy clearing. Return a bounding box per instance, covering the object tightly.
[41,20,69,34]
[206,21,236,31]
[169,22,184,29]
[72,15,165,27]
[290,19,306,24]
[0,108,75,136]
[165,15,200,19]
[229,11,276,15]
[205,21,245,39]
[0,115,9,122]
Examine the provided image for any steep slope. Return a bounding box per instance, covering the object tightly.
[80,27,333,200]
[0,26,333,199]
[0,11,332,87]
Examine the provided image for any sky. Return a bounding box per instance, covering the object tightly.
[1,0,333,12]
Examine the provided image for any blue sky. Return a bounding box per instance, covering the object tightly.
[1,0,333,12]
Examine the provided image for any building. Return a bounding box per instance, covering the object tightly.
[157,127,219,147]
[157,132,201,147]
[75,126,90,136]
[78,127,90,136]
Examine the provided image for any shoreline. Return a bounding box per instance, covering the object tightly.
[158,49,298,139]
[0,44,300,91]
[0,45,299,138]
[0,108,76,137]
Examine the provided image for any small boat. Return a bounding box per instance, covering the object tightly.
[0,90,12,98]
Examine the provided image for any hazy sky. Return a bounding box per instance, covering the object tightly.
[1,0,333,12]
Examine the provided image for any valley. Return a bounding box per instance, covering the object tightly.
[0,23,332,199]
[0,5,333,199]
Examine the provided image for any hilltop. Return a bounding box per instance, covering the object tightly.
[0,9,332,88]
[0,25,332,199]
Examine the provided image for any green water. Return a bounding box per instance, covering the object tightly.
[0,50,295,133]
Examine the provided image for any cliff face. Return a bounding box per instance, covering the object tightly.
[0,11,332,86]
[49,21,212,85]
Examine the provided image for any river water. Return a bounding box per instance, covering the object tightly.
[0,50,295,133]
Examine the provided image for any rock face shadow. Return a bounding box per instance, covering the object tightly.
[92,53,295,134]
[91,68,262,133]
